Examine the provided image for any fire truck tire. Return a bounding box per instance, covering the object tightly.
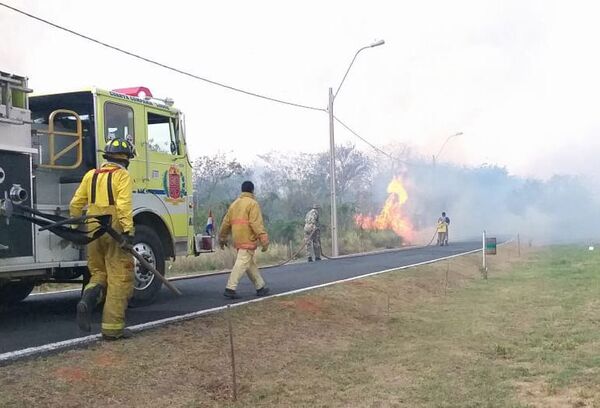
[0,281,35,305]
[129,225,166,307]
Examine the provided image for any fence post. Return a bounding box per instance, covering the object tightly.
[444,260,449,296]
[226,305,238,401]
[482,230,487,279]
[517,233,521,257]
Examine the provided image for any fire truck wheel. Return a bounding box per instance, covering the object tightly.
[0,281,35,305]
[129,225,166,307]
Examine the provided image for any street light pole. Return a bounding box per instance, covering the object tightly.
[328,87,338,257]
[434,131,463,164]
[328,39,385,257]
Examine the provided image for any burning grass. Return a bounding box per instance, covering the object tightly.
[354,176,415,242]
[3,242,600,407]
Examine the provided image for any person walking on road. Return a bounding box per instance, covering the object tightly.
[219,181,270,299]
[436,212,448,246]
[70,138,136,340]
[304,203,322,262]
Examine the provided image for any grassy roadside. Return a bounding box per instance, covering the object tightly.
[2,243,600,407]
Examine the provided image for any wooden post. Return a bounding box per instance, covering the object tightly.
[482,230,488,280]
[517,233,521,257]
[444,260,449,296]
[226,305,237,401]
[387,292,390,317]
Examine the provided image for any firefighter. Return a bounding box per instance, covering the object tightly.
[304,203,322,262]
[70,138,135,340]
[436,212,448,246]
[443,212,450,245]
[219,181,270,299]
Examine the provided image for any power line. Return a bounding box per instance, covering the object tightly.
[334,115,429,168]
[333,115,394,158]
[0,2,326,113]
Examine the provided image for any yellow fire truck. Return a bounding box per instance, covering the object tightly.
[0,71,207,306]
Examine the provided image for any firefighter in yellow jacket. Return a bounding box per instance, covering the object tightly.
[436,212,448,246]
[70,138,135,340]
[219,181,270,299]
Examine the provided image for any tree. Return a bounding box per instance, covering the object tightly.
[192,153,250,233]
[333,144,372,200]
[193,153,246,203]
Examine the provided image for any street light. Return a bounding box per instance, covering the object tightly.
[328,39,385,257]
[433,131,463,166]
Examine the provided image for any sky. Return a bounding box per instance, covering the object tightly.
[2,0,600,179]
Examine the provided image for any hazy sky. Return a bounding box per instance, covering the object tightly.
[2,0,599,179]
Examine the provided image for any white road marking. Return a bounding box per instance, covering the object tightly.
[0,247,483,364]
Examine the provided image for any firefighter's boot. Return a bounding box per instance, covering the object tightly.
[76,284,104,332]
[256,286,270,297]
[102,328,133,341]
[224,288,241,299]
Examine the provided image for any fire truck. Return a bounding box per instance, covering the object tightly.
[0,71,208,306]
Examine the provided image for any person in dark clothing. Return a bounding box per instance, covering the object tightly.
[443,212,450,245]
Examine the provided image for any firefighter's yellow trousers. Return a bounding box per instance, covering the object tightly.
[85,234,134,337]
[226,249,265,291]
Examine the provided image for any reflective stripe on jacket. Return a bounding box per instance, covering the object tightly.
[219,192,269,250]
[69,163,134,233]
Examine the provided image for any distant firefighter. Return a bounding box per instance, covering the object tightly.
[436,212,449,246]
[443,212,450,245]
[304,203,322,262]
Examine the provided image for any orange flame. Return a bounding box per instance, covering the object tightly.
[354,177,414,241]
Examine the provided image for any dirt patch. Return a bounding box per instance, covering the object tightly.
[92,351,122,368]
[277,297,326,313]
[54,366,90,383]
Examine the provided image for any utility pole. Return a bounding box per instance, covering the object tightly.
[328,87,338,257]
[327,40,385,257]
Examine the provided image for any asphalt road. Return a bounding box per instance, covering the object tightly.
[0,242,480,354]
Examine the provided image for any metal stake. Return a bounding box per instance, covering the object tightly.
[386,292,390,317]
[445,260,449,296]
[227,305,237,401]
[482,230,487,279]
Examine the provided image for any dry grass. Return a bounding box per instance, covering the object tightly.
[2,243,600,407]
[168,243,292,276]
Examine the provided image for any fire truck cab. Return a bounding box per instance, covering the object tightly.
[0,71,203,306]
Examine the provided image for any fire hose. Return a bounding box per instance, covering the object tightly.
[276,226,440,267]
[271,228,321,267]
[0,201,182,296]
[102,224,182,296]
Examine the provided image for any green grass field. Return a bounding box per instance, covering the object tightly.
[2,243,600,407]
